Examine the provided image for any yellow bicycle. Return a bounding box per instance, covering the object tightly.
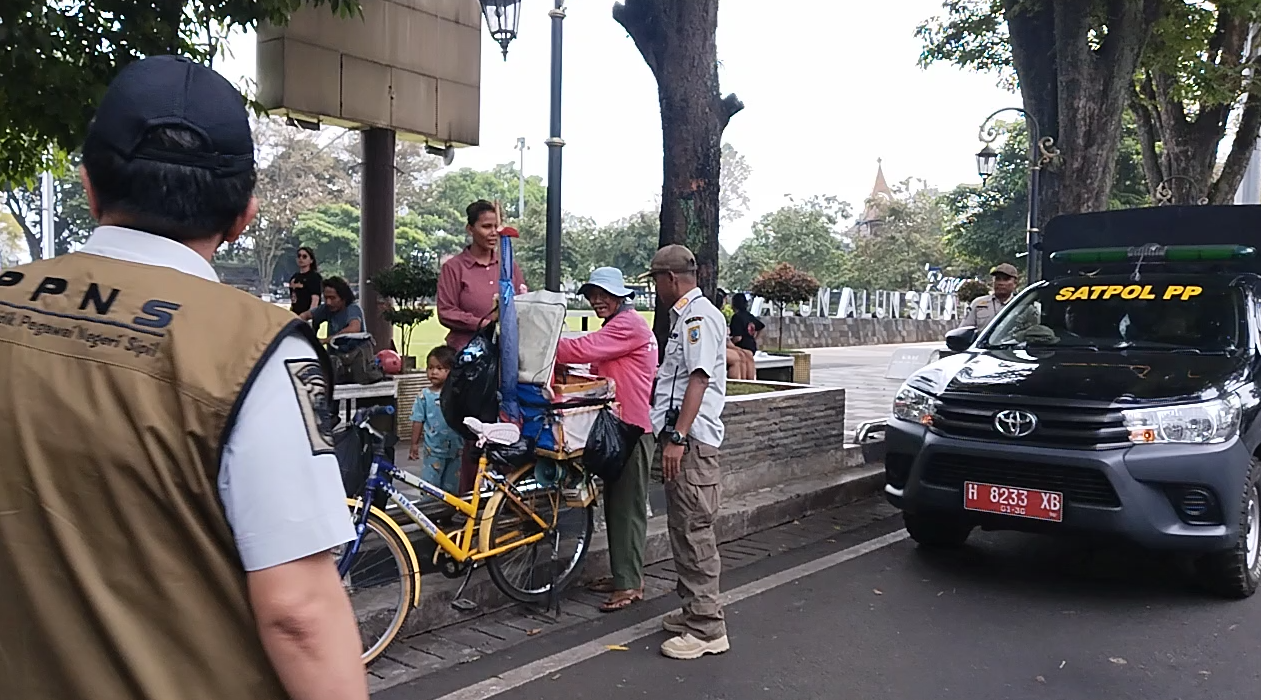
[334,408,596,664]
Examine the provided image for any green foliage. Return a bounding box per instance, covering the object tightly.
[370,258,439,359]
[955,279,990,304]
[915,0,1014,89]
[723,195,850,290]
[940,120,1149,273]
[720,142,752,224]
[0,0,360,183]
[842,183,957,291]
[1,152,94,260]
[293,203,360,280]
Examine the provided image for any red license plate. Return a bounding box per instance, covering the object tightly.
[964,481,1063,522]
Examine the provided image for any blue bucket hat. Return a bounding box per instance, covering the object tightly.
[578,267,635,299]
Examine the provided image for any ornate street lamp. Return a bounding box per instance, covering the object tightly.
[480,0,567,293]
[1154,176,1209,206]
[975,143,998,183]
[479,0,522,60]
[976,107,1061,282]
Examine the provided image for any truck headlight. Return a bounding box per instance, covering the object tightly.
[1122,395,1241,445]
[893,385,938,426]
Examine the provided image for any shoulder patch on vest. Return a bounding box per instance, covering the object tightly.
[285,358,335,455]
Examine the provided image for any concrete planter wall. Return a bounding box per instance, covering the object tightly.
[652,382,853,497]
[760,316,954,349]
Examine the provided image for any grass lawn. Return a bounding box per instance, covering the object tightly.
[387,310,656,360]
[727,381,783,396]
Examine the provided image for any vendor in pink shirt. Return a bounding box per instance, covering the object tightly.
[556,267,658,612]
[437,199,526,351]
[438,199,527,494]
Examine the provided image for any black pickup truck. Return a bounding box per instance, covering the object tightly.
[886,205,1261,598]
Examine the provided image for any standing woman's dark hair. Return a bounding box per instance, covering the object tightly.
[297,246,319,272]
[466,199,497,227]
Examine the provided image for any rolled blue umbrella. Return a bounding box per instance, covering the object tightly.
[498,228,521,424]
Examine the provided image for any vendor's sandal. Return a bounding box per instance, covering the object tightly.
[599,589,644,613]
[586,577,616,593]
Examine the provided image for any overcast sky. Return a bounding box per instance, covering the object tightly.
[220,0,1020,250]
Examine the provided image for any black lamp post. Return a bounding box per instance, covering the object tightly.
[976,108,1060,282]
[480,0,566,293]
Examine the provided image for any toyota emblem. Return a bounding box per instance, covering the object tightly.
[993,409,1038,438]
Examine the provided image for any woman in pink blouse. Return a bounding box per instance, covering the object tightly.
[556,267,657,611]
[437,199,526,494]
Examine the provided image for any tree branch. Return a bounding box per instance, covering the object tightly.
[612,0,664,79]
[1209,82,1261,204]
[718,93,744,131]
[1129,82,1165,194]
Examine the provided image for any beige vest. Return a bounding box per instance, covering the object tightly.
[0,252,324,700]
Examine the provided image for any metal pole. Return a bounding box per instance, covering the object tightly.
[1027,139,1041,283]
[40,169,54,259]
[360,128,397,351]
[517,136,527,219]
[544,1,566,292]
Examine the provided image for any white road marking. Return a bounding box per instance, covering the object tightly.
[428,528,910,700]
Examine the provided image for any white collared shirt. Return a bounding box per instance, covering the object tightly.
[80,226,354,571]
[649,287,727,446]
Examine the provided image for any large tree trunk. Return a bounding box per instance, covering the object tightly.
[1130,14,1261,205]
[613,0,743,353]
[1004,0,1159,228]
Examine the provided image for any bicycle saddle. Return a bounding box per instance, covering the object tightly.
[463,417,522,446]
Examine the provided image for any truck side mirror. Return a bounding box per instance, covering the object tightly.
[945,326,977,353]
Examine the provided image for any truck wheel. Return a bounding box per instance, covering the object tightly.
[904,512,973,549]
[1196,458,1261,599]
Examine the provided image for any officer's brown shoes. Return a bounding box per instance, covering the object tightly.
[660,633,730,659]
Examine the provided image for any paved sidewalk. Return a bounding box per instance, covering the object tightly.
[804,341,942,437]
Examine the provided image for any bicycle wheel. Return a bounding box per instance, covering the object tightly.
[484,465,595,605]
[334,507,416,665]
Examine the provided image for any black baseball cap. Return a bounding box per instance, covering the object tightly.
[86,55,254,177]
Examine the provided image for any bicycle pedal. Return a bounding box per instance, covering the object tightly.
[451,598,478,612]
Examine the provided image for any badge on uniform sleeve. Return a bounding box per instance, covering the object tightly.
[285,359,336,455]
[688,324,701,344]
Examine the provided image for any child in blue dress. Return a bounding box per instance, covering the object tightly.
[408,345,462,494]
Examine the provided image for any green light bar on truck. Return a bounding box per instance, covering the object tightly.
[1049,244,1257,264]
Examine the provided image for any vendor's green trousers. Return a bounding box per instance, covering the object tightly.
[606,432,654,590]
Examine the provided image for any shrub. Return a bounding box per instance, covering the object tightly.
[955,278,990,305]
[750,263,820,350]
[369,256,439,360]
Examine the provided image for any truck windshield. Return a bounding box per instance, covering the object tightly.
[982,277,1247,353]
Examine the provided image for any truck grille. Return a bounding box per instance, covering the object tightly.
[922,453,1121,508]
[932,395,1129,449]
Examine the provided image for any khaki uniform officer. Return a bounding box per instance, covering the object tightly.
[958,262,1020,330]
[646,245,731,660]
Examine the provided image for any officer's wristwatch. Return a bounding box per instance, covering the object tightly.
[668,430,688,446]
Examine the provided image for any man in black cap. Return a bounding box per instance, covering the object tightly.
[0,56,366,700]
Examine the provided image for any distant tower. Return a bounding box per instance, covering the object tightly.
[848,158,895,238]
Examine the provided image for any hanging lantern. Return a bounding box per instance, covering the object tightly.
[479,0,522,60]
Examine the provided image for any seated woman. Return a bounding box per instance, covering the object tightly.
[298,276,368,349]
[726,293,763,380]
[555,267,656,612]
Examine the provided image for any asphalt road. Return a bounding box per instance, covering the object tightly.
[382,508,1261,700]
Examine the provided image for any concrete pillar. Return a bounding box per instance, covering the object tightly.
[360,128,396,351]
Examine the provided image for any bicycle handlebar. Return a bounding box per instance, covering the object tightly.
[351,405,395,426]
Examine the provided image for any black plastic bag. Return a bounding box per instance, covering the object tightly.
[487,437,535,470]
[333,424,371,498]
[441,323,500,441]
[582,407,644,483]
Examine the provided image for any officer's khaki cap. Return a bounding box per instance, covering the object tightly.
[648,245,698,275]
[990,263,1019,278]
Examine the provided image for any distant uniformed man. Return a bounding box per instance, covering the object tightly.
[958,262,1020,330]
[647,245,731,660]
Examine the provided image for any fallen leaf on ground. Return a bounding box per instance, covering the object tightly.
[527,629,542,636]
[937,591,944,597]
[873,589,883,595]
[551,674,561,681]
[606,645,629,651]
[1035,676,1046,683]
[1109,658,1128,665]
[1059,661,1066,669]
